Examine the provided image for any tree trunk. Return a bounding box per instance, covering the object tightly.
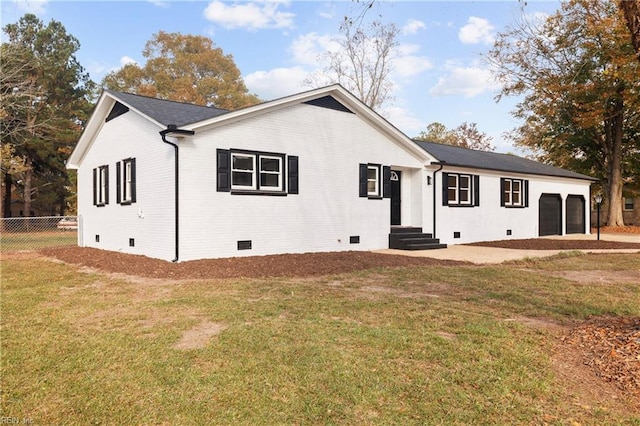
[604,89,625,227]
[619,0,640,61]
[23,158,33,226]
[2,172,12,218]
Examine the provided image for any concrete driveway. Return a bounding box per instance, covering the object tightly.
[376,233,640,264]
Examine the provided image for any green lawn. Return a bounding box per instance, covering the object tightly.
[1,253,639,424]
[0,231,77,251]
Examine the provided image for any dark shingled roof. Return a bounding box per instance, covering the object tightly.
[414,140,595,181]
[106,90,229,127]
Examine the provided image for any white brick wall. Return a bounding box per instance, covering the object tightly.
[77,112,177,261]
[432,166,591,245]
[178,103,425,260]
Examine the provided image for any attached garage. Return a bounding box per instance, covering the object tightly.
[566,195,586,234]
[539,194,562,236]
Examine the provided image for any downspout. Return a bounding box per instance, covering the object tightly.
[159,125,195,262]
[431,162,445,239]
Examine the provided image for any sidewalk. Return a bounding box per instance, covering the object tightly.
[375,233,640,265]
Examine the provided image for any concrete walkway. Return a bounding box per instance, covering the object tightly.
[375,233,640,265]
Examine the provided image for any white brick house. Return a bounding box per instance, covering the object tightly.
[67,85,595,261]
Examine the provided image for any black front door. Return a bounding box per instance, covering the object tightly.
[390,170,401,225]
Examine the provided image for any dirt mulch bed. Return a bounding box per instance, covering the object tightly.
[40,247,468,280]
[563,317,640,398]
[467,238,640,250]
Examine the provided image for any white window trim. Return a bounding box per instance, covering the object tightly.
[231,152,257,190]
[458,175,471,205]
[259,155,283,192]
[230,151,286,193]
[448,174,459,204]
[504,178,524,207]
[121,159,133,203]
[367,164,380,197]
[98,166,107,205]
[448,173,473,206]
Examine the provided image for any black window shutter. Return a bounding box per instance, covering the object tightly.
[500,178,506,206]
[104,166,109,205]
[92,168,97,206]
[217,149,231,192]
[441,172,449,206]
[359,164,368,197]
[473,175,480,206]
[288,156,299,194]
[130,158,137,203]
[116,162,122,204]
[382,166,391,198]
[524,180,529,207]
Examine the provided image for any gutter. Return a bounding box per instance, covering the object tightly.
[431,162,445,239]
[159,125,195,262]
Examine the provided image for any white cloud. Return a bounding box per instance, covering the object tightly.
[458,17,495,45]
[402,19,426,35]
[147,0,170,8]
[203,0,295,31]
[244,66,309,100]
[393,44,433,79]
[384,105,424,136]
[289,32,337,65]
[13,0,47,14]
[120,56,138,66]
[429,64,499,98]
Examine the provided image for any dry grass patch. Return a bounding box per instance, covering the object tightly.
[2,252,639,424]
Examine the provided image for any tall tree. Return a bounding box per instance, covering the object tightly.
[416,122,495,152]
[487,0,640,226]
[102,31,260,110]
[619,0,640,60]
[304,20,399,111]
[1,14,94,218]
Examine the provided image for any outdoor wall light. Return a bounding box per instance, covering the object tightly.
[426,176,432,186]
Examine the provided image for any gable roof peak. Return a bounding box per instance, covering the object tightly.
[104,90,230,127]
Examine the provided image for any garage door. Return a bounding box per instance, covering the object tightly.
[566,195,585,234]
[539,194,562,236]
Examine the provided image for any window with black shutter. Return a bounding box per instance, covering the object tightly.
[500,178,528,208]
[93,165,109,207]
[442,172,479,207]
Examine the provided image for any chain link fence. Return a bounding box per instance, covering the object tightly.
[0,216,78,252]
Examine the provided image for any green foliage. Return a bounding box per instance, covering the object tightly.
[1,14,95,216]
[487,0,640,225]
[416,121,495,151]
[101,31,260,110]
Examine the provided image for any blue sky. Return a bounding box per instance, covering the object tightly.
[1,0,560,152]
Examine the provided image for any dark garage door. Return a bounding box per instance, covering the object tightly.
[566,195,585,234]
[539,194,562,236]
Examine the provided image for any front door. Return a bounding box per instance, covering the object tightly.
[390,170,401,225]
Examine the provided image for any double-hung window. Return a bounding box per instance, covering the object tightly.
[442,172,479,207]
[93,165,109,206]
[259,155,283,191]
[500,178,528,208]
[624,197,634,211]
[367,164,380,197]
[117,158,136,204]
[231,153,257,190]
[218,149,290,194]
[359,163,390,199]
